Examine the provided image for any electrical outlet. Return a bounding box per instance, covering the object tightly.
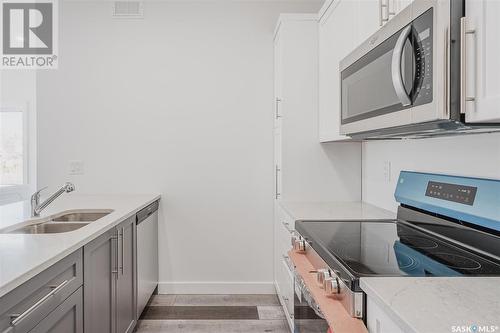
[69,160,84,175]
[383,160,391,183]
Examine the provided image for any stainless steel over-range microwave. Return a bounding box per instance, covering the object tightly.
[339,0,500,139]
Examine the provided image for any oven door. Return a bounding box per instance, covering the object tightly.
[293,274,330,333]
[340,2,437,136]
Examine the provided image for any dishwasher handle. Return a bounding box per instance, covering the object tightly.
[136,201,159,225]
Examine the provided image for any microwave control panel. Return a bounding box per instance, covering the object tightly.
[411,8,433,107]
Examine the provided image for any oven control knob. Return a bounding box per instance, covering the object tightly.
[316,269,330,287]
[324,277,340,295]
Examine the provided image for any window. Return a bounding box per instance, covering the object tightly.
[0,108,25,185]
[0,105,34,204]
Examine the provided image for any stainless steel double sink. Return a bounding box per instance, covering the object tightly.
[4,210,113,234]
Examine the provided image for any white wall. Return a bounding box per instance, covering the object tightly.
[362,133,500,212]
[36,0,322,293]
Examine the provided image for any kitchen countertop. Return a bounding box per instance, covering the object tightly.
[360,277,500,333]
[278,201,396,221]
[0,193,160,298]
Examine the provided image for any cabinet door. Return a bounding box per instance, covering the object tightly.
[366,296,404,333]
[116,217,136,333]
[358,0,381,42]
[394,0,412,15]
[273,215,282,295]
[274,27,283,130]
[464,0,500,122]
[277,257,294,332]
[274,126,282,201]
[274,202,291,288]
[318,0,358,142]
[29,288,83,333]
[383,0,412,25]
[83,229,117,333]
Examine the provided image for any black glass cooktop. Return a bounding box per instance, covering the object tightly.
[295,219,500,281]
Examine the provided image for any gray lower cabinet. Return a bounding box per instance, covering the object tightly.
[0,250,83,333]
[83,216,136,333]
[29,288,83,333]
[116,217,136,333]
[83,227,117,333]
[0,216,139,333]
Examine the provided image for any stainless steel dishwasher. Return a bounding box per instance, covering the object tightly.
[136,200,159,318]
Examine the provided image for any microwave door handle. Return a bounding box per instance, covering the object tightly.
[391,25,412,106]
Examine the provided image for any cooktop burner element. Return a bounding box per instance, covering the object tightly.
[431,253,482,270]
[399,235,439,249]
[395,252,417,270]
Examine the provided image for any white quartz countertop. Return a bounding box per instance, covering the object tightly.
[360,277,500,333]
[0,193,160,298]
[278,201,396,221]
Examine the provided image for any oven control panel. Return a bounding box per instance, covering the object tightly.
[425,181,477,206]
[395,171,500,232]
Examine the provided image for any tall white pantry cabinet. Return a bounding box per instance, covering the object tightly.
[272,14,361,332]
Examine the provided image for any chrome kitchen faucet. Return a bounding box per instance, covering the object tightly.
[31,183,75,217]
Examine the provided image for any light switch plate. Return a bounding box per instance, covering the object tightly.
[69,160,84,175]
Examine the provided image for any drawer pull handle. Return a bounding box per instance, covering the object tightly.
[120,227,124,275]
[10,279,69,326]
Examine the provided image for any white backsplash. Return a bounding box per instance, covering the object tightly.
[362,132,500,212]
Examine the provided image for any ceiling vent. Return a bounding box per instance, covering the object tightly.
[113,1,143,18]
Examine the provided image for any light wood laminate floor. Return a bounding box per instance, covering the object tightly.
[135,294,289,333]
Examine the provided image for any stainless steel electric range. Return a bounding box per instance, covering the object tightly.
[291,171,500,330]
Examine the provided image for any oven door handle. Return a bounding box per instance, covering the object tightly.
[391,25,412,106]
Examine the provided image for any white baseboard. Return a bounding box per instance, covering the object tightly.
[158,281,276,294]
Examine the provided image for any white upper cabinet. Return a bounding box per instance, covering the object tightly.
[357,0,413,42]
[357,0,381,43]
[274,28,283,130]
[463,0,500,123]
[318,0,358,142]
[380,0,412,26]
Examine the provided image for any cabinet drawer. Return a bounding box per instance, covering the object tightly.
[276,220,293,249]
[280,258,294,317]
[29,287,83,333]
[276,205,294,232]
[0,250,83,333]
[278,236,292,264]
[275,207,294,254]
[277,257,294,333]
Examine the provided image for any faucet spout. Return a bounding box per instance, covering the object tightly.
[31,182,75,217]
